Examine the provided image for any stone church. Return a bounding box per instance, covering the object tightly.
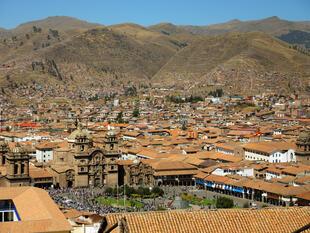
[0,141,31,187]
[50,125,120,188]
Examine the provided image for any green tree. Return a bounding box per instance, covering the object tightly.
[152,186,164,196]
[105,187,113,195]
[216,197,234,209]
[133,108,139,117]
[117,111,124,123]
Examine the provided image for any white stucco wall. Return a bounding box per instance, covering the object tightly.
[245,149,295,163]
[36,149,53,162]
[212,168,254,177]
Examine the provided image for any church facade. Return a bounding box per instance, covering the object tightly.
[50,125,120,188]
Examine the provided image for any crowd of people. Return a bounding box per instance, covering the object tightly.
[46,187,159,214]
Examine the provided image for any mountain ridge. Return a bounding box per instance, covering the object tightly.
[1,16,310,98]
[11,16,103,32]
[149,16,310,37]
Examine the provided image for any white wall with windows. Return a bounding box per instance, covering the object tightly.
[212,167,254,177]
[36,148,53,162]
[266,171,282,180]
[269,149,296,163]
[244,149,295,163]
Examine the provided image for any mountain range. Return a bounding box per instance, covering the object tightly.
[0,16,310,98]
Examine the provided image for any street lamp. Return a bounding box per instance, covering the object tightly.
[192,177,196,190]
[175,177,179,186]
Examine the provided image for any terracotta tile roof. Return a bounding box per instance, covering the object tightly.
[296,191,310,201]
[123,131,143,137]
[35,141,60,150]
[105,207,310,233]
[193,150,218,160]
[194,171,208,179]
[295,175,310,185]
[151,160,197,171]
[216,153,242,163]
[282,166,306,175]
[266,167,283,174]
[203,174,230,183]
[138,150,174,159]
[29,165,54,179]
[154,169,198,176]
[118,160,134,165]
[270,176,296,184]
[63,208,83,219]
[0,187,72,233]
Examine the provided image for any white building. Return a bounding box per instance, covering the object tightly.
[35,142,57,162]
[212,165,254,177]
[242,141,296,163]
[215,143,235,155]
[265,167,282,180]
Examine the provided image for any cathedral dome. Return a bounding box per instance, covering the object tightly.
[12,143,24,153]
[68,124,92,141]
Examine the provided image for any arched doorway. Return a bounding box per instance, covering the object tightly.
[89,150,105,186]
[138,178,143,186]
[66,169,75,188]
[67,180,73,188]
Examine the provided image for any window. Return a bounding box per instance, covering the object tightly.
[0,200,15,222]
[21,164,24,174]
[3,211,13,222]
[81,167,84,172]
[14,164,18,174]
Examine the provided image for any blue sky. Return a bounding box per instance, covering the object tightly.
[0,0,309,29]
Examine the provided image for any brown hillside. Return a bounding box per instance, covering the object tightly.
[152,32,310,94]
[42,27,177,80]
[109,23,188,51]
[1,16,310,97]
[12,16,102,32]
[0,27,9,36]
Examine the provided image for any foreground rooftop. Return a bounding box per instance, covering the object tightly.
[105,207,310,233]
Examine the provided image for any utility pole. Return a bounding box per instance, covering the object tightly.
[124,185,126,212]
[117,184,119,206]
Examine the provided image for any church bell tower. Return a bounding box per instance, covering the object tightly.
[295,131,310,165]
